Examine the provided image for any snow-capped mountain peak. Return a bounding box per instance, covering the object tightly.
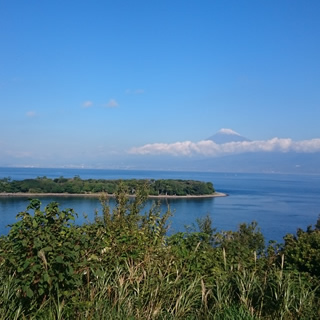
[218,128,241,135]
[207,128,250,144]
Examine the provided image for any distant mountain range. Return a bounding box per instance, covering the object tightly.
[123,151,320,174]
[191,152,320,174]
[2,129,320,174]
[123,129,320,174]
[203,129,320,173]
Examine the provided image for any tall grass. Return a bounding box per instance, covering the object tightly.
[0,189,319,319]
[0,253,318,319]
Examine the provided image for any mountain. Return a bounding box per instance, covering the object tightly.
[191,152,320,174]
[122,152,320,174]
[207,128,251,144]
[121,128,320,173]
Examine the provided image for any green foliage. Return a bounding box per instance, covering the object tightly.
[1,199,82,307]
[213,222,265,267]
[283,216,320,279]
[0,187,319,319]
[0,176,215,196]
[150,179,215,196]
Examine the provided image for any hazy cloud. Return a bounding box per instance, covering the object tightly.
[106,99,119,108]
[129,138,320,156]
[26,111,37,118]
[4,149,33,158]
[82,100,93,108]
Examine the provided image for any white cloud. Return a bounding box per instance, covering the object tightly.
[106,99,119,108]
[293,139,320,152]
[129,138,320,156]
[82,100,93,108]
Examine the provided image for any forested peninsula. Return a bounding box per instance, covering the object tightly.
[0,176,220,197]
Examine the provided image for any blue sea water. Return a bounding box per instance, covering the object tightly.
[1,167,320,243]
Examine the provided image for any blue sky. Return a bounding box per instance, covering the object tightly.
[1,0,320,168]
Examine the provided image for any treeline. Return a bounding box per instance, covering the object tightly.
[0,176,215,196]
[0,185,319,319]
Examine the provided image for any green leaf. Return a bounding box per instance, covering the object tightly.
[26,287,34,298]
[31,265,40,272]
[88,254,99,261]
[55,255,64,263]
[68,266,74,275]
[23,260,31,269]
[43,272,50,283]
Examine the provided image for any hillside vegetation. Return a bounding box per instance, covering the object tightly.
[0,183,319,319]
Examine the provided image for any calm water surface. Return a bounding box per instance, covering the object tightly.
[1,168,320,243]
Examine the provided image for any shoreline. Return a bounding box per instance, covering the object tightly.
[0,192,227,199]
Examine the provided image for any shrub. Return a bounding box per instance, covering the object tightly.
[1,199,82,308]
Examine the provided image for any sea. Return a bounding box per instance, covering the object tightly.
[1,167,320,243]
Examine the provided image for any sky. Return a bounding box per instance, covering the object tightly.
[1,0,320,168]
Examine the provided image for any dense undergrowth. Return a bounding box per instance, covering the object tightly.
[0,182,319,319]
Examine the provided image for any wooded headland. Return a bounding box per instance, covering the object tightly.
[0,176,217,197]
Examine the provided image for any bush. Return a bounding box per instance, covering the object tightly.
[1,199,82,307]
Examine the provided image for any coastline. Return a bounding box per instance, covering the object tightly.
[0,192,227,199]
